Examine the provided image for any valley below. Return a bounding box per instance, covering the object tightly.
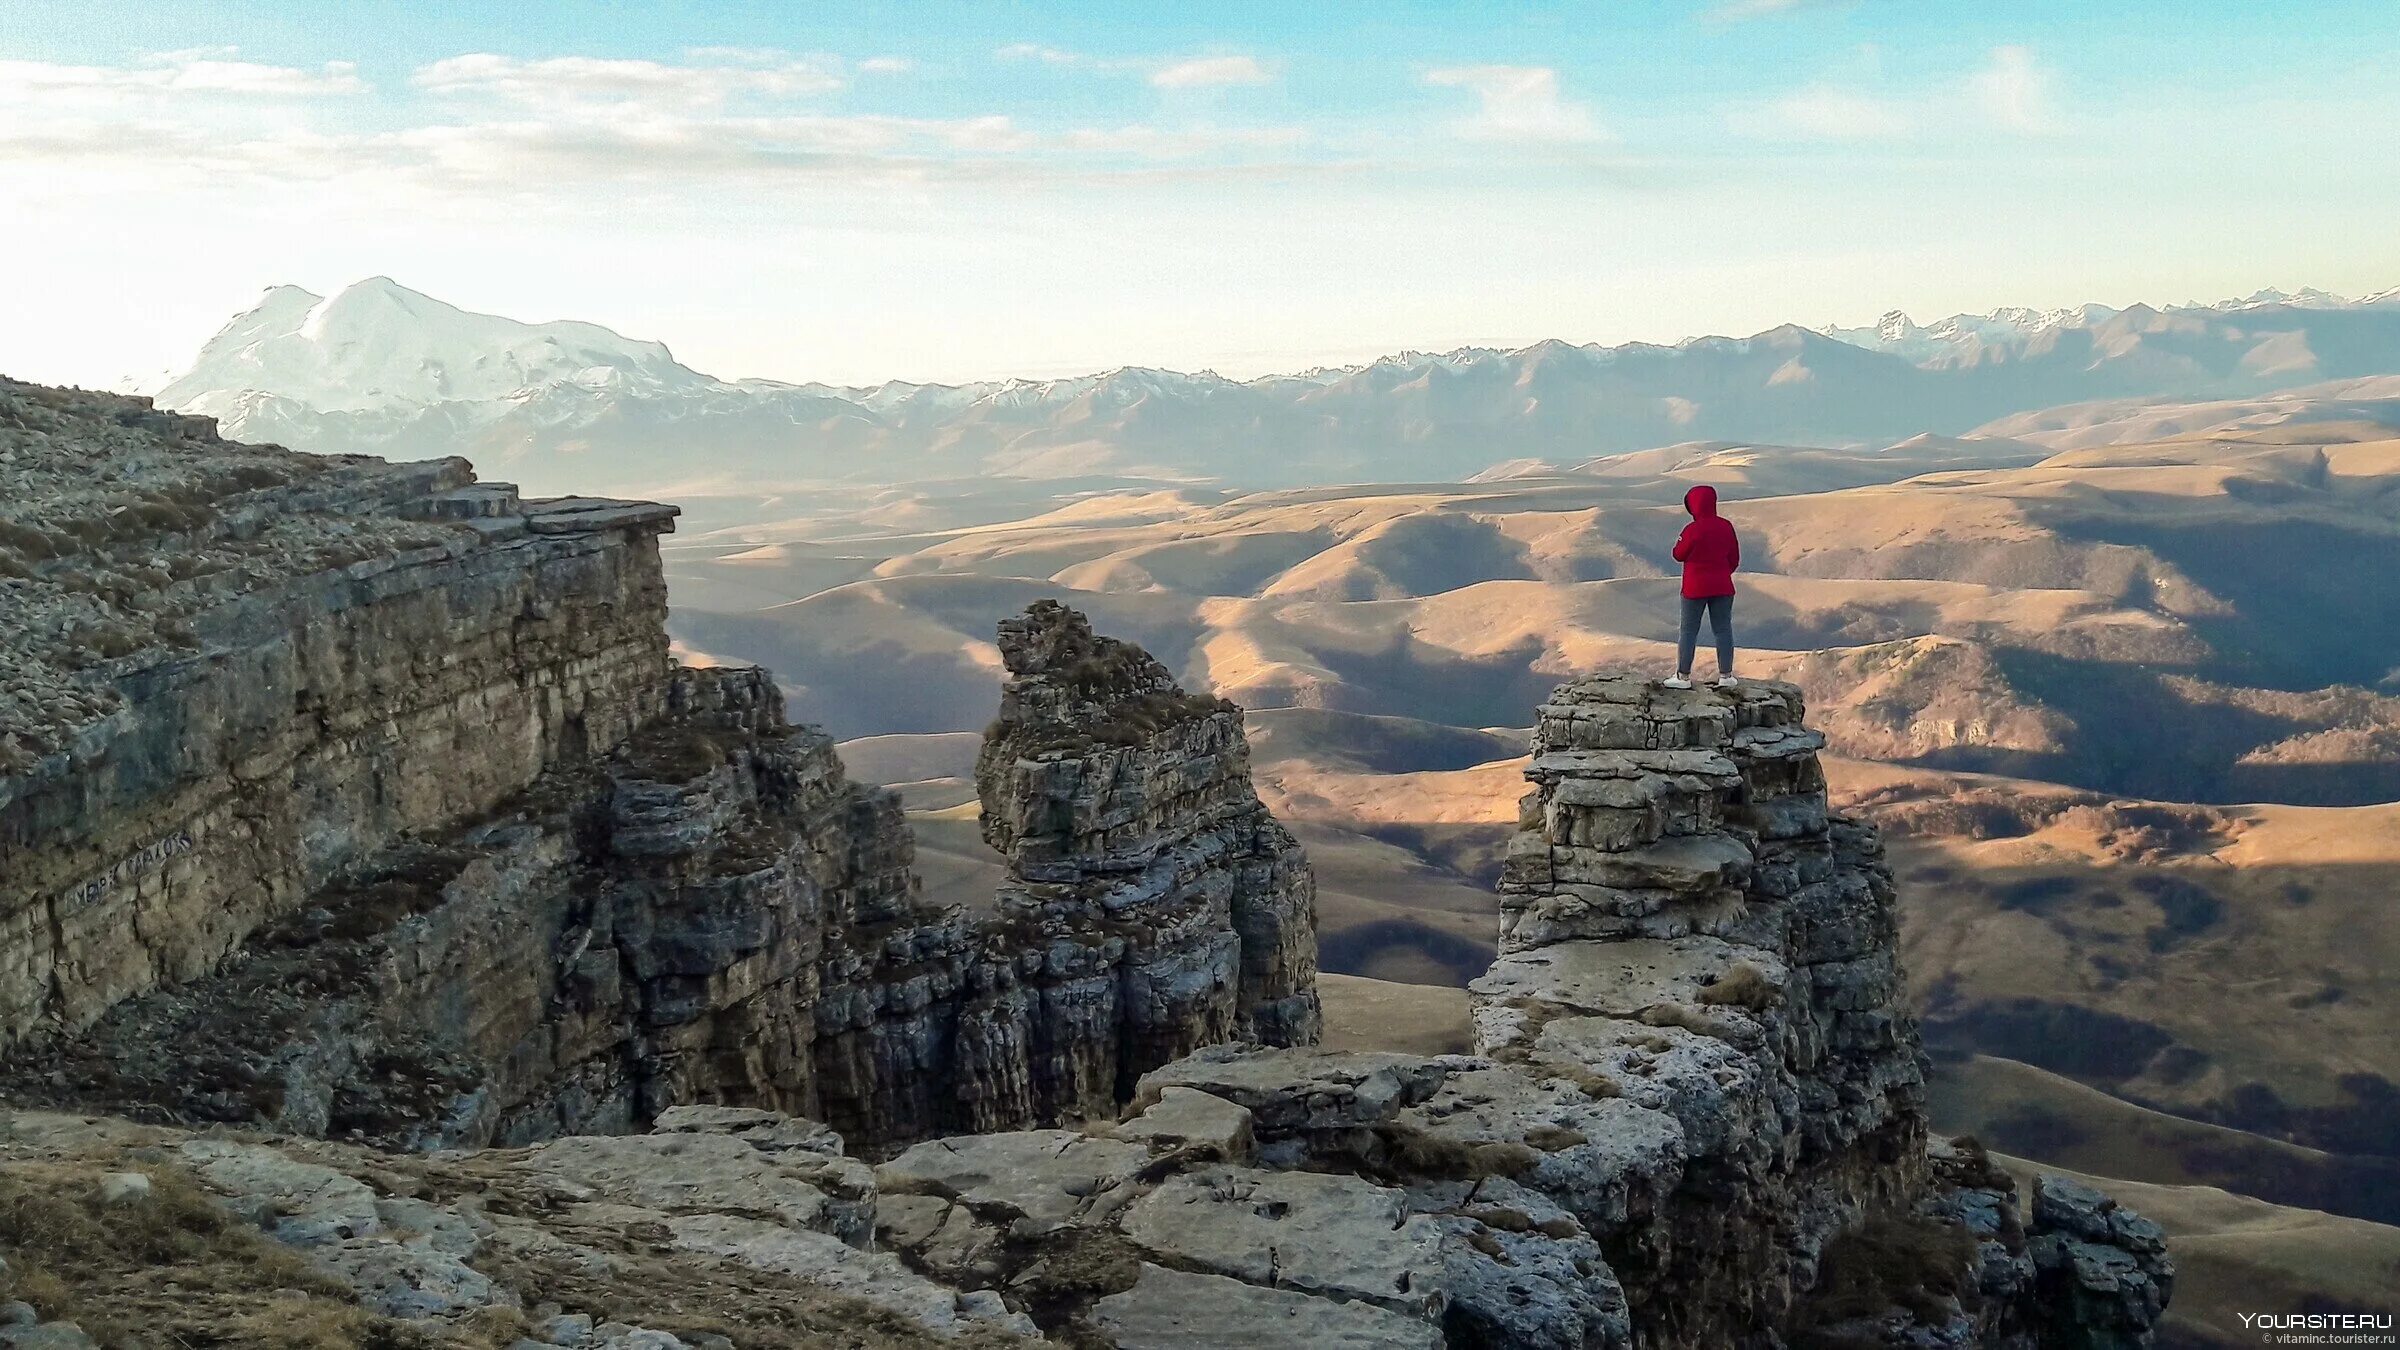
[661,401,2400,1347]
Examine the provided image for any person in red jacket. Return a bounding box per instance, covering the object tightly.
[1665,484,1740,690]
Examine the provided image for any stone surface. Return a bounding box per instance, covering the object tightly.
[0,381,672,1052]
[1118,1166,1444,1314]
[666,1214,1035,1338]
[517,1132,873,1245]
[320,1240,511,1319]
[1104,1085,1256,1163]
[95,1171,149,1206]
[0,1325,97,1350]
[177,1139,382,1246]
[1092,1264,1443,1350]
[859,598,1323,1141]
[877,1129,1149,1236]
[2026,1174,2176,1348]
[864,676,2161,1349]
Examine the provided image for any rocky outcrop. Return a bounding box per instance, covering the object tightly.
[978,602,1321,1050]
[6,646,1314,1155]
[0,384,1318,1158]
[810,602,1321,1145]
[858,676,2173,1348]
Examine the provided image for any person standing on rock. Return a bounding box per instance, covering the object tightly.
[1664,484,1740,690]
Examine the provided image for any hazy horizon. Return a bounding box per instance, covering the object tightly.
[133,272,2397,396]
[6,0,2399,390]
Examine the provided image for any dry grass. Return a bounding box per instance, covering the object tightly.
[0,1160,431,1348]
[474,1241,1021,1350]
[1372,1123,1542,1182]
[1696,959,1784,1011]
[1641,1001,1743,1041]
[1789,1213,1980,1345]
[1535,1059,1622,1101]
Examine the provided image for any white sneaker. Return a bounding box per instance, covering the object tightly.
[1662,674,1693,690]
[1716,675,1739,689]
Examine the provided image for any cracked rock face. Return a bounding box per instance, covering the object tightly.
[814,600,1324,1148]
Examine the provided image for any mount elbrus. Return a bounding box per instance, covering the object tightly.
[0,377,2166,1348]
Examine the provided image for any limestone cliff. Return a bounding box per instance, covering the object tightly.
[0,382,1319,1158]
[0,379,674,1050]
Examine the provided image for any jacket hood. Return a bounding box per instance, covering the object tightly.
[1684,484,1719,518]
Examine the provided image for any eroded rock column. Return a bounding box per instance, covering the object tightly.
[1469,674,1926,1340]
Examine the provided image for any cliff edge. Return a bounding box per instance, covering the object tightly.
[0,382,1319,1157]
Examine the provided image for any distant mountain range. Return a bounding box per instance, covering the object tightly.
[152,278,2400,494]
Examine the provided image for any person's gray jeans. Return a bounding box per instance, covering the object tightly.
[1678,594,1734,675]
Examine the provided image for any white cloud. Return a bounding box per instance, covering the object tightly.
[0,42,1322,213]
[1971,45,2055,133]
[995,43,1084,66]
[1707,0,1843,20]
[413,50,843,109]
[378,112,1046,188]
[1060,124,1305,157]
[1150,56,1272,90]
[997,45,1274,89]
[1730,46,2056,143]
[2,82,1300,200]
[859,56,915,76]
[171,59,366,96]
[1424,66,1605,144]
[1732,86,1911,140]
[0,54,366,102]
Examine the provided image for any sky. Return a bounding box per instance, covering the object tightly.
[3,0,2398,389]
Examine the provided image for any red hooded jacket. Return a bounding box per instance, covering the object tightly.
[1672,485,1739,599]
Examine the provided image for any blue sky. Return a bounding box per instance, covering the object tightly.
[5,1,2398,387]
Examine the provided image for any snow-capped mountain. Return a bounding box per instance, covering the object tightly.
[1819,287,2395,365]
[157,278,709,419]
[152,279,2400,495]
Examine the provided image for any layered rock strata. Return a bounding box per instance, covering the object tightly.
[1476,674,1927,1340]
[0,380,675,1049]
[8,645,1317,1155]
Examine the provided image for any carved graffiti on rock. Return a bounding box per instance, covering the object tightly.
[57,832,196,915]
